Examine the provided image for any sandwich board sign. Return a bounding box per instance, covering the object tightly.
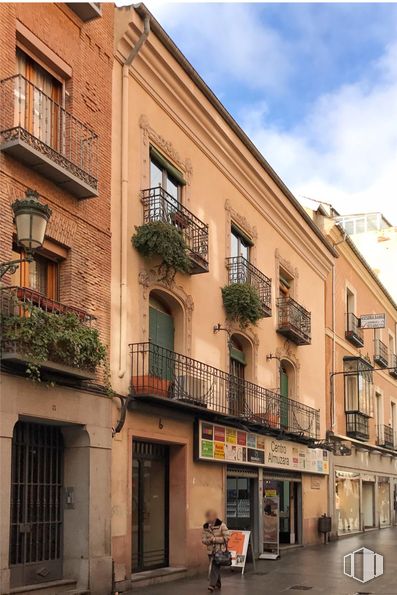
[360,314,386,329]
[227,530,253,574]
[260,490,280,560]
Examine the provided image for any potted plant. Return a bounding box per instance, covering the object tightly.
[221,282,264,328]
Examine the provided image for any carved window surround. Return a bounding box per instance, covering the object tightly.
[138,268,194,356]
[139,114,193,205]
[224,199,258,267]
[275,249,299,300]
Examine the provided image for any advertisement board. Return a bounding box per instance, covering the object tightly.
[195,421,329,475]
[196,420,265,467]
[227,530,251,573]
[261,490,280,560]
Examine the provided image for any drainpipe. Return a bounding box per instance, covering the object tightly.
[118,14,150,379]
[331,261,336,429]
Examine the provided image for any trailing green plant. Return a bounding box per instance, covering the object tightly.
[1,305,107,381]
[221,282,264,328]
[132,221,191,280]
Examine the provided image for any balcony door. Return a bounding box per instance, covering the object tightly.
[280,365,289,430]
[16,50,62,150]
[149,297,174,383]
[229,336,246,417]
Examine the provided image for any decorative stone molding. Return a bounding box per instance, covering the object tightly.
[138,268,194,355]
[275,248,299,299]
[224,199,258,268]
[139,114,192,203]
[275,345,301,397]
[225,321,259,384]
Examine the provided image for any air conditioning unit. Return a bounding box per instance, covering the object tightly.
[172,375,209,407]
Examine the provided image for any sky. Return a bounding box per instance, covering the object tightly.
[144,2,397,224]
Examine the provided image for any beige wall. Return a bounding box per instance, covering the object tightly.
[111,6,334,583]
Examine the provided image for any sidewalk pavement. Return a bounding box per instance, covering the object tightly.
[130,527,397,595]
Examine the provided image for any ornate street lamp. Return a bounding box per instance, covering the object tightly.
[0,189,52,279]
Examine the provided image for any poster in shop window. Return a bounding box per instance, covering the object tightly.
[227,530,251,574]
[260,490,280,560]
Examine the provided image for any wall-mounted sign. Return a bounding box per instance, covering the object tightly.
[263,436,329,475]
[195,421,329,475]
[360,313,386,329]
[196,420,265,467]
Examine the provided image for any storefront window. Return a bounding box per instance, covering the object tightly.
[378,479,391,527]
[344,357,373,416]
[335,471,360,534]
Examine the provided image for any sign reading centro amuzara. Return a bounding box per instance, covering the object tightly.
[195,420,329,474]
[360,313,386,329]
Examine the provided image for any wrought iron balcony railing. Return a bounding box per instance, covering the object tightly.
[276,297,311,345]
[130,342,319,440]
[0,75,98,198]
[389,354,397,379]
[374,338,388,368]
[346,412,369,441]
[225,256,272,317]
[1,286,97,379]
[345,312,364,348]
[377,425,394,449]
[141,187,209,274]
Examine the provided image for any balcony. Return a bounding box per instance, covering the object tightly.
[373,338,388,368]
[346,412,369,441]
[66,2,102,21]
[130,342,319,440]
[1,286,103,380]
[141,187,209,274]
[226,256,272,317]
[345,312,364,348]
[389,353,397,379]
[0,75,98,198]
[276,297,311,345]
[377,425,394,449]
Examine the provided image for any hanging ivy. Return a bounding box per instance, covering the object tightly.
[1,305,107,381]
[132,221,191,280]
[221,282,264,328]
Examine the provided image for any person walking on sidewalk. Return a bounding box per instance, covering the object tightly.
[202,509,230,592]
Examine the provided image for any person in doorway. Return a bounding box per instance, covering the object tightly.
[202,509,230,592]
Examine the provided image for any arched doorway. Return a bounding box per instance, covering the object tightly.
[229,334,251,417]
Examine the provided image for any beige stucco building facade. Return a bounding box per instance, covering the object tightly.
[307,206,397,540]
[111,5,335,590]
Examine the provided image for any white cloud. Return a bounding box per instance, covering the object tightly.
[241,41,397,223]
[148,2,292,93]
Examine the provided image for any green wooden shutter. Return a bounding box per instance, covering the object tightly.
[149,306,175,380]
[280,367,289,429]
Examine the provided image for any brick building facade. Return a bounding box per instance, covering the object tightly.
[0,4,113,594]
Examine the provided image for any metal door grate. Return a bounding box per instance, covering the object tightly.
[10,422,63,587]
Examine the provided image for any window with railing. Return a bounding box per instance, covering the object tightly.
[344,356,373,417]
[141,186,209,273]
[0,64,98,197]
[226,256,272,317]
[276,297,311,345]
[345,312,364,347]
[374,337,388,367]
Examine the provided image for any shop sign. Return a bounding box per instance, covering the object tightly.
[196,420,265,467]
[360,313,386,329]
[263,436,329,475]
[196,421,329,474]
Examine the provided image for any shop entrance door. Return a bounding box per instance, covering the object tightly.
[362,482,375,528]
[132,441,169,572]
[10,422,64,588]
[227,476,254,531]
[264,478,301,545]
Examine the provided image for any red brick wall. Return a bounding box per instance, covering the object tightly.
[0,3,113,370]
